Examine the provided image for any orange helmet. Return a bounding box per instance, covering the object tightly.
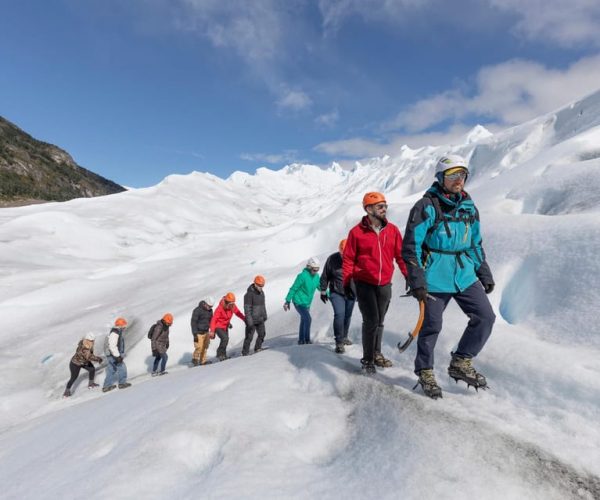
[254,275,266,287]
[114,317,128,328]
[224,292,236,303]
[339,239,347,253]
[362,192,386,208]
[162,313,173,325]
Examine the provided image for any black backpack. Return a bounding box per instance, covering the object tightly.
[147,323,157,340]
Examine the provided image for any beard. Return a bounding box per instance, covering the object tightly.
[372,212,387,224]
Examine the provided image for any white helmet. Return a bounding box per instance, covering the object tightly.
[435,154,468,181]
[84,332,96,341]
[307,257,320,269]
[204,296,215,307]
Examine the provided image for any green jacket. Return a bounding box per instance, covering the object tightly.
[286,268,320,308]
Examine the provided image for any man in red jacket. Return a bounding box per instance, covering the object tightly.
[343,192,408,374]
[209,292,246,361]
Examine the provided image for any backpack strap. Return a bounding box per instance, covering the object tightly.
[422,192,476,270]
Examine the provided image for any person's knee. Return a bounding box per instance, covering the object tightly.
[421,317,443,335]
[475,306,496,328]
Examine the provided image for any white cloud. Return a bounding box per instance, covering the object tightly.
[318,0,425,33]
[175,0,284,65]
[314,124,490,158]
[276,89,313,112]
[489,0,600,47]
[174,0,315,111]
[389,54,600,133]
[318,0,600,47]
[315,109,339,127]
[240,150,301,164]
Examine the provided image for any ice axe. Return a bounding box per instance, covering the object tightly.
[397,299,425,353]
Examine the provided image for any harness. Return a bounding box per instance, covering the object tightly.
[422,193,480,269]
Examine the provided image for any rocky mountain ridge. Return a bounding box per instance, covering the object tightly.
[0,116,125,205]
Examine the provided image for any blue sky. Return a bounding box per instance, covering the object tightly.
[1,0,599,187]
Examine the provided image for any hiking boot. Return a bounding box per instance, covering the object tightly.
[374,353,393,368]
[158,371,168,376]
[63,389,71,398]
[118,383,131,389]
[88,382,99,389]
[448,355,487,389]
[241,351,249,356]
[102,385,116,393]
[335,344,345,354]
[305,340,313,344]
[151,371,159,377]
[201,360,212,365]
[360,359,376,375]
[298,340,306,345]
[342,338,353,346]
[191,359,199,367]
[415,369,443,399]
[217,355,230,362]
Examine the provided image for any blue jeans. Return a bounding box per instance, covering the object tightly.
[104,355,127,387]
[153,352,168,372]
[415,281,496,373]
[330,292,355,344]
[294,303,312,343]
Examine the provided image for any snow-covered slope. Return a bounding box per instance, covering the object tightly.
[0,90,599,499]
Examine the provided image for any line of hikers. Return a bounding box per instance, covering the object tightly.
[63,277,268,397]
[64,154,496,400]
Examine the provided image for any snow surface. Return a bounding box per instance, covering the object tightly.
[1,90,600,499]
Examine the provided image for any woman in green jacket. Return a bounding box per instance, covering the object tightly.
[284,257,321,344]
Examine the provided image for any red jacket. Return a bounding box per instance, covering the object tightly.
[209,299,246,332]
[343,216,408,287]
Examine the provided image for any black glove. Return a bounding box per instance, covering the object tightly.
[411,287,428,302]
[320,292,329,304]
[152,349,158,357]
[97,357,104,364]
[193,333,198,343]
[283,302,290,311]
[344,284,355,301]
[166,343,169,349]
[115,356,123,364]
[483,283,495,294]
[228,323,232,329]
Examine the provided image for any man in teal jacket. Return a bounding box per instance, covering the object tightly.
[284,257,322,344]
[403,154,495,399]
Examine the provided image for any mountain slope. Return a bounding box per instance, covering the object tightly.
[0,116,125,204]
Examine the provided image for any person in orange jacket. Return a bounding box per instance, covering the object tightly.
[209,292,246,361]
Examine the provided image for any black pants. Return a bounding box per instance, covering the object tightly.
[216,328,229,358]
[242,322,266,354]
[66,361,95,389]
[355,282,392,363]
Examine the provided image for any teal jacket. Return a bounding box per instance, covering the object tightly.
[285,268,321,307]
[402,183,494,293]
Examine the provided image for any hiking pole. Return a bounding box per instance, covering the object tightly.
[397,299,425,353]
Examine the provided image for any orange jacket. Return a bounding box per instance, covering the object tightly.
[209,298,246,332]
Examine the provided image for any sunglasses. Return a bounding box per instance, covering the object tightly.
[309,267,320,272]
[445,171,467,181]
[369,203,387,210]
